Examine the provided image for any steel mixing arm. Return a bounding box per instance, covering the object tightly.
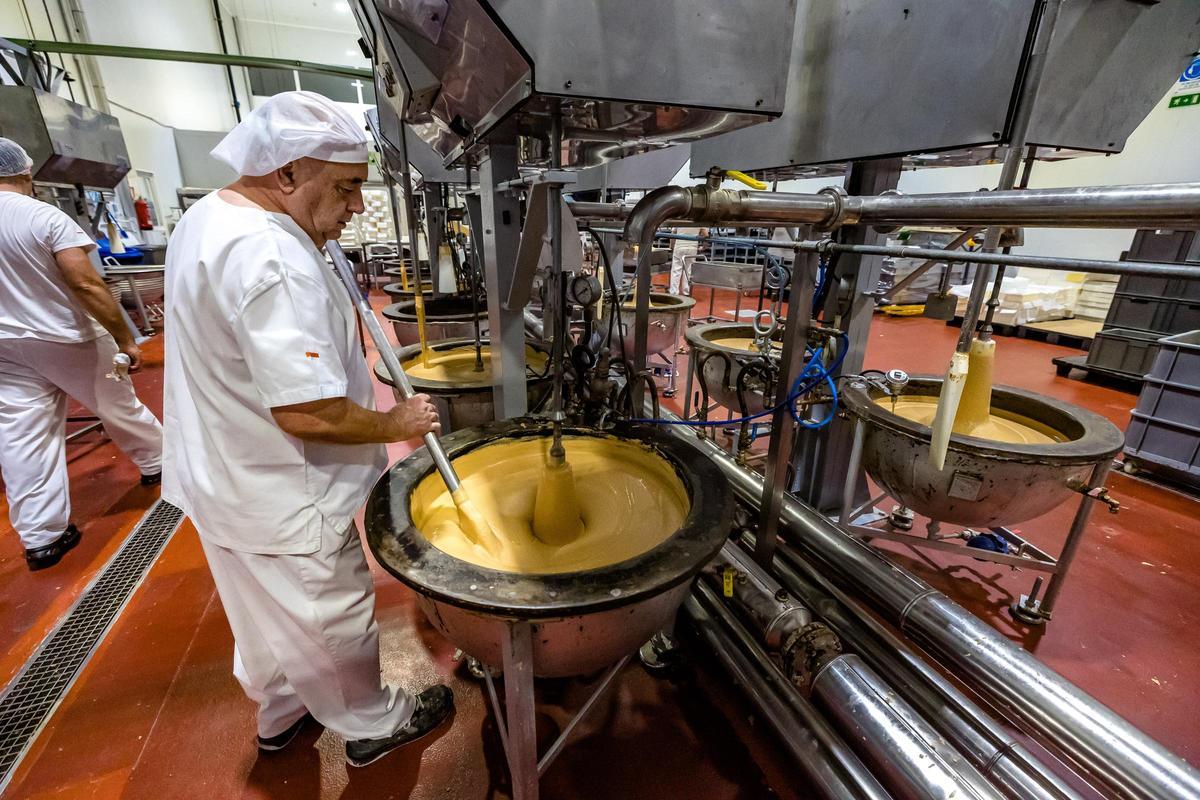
[325,240,464,495]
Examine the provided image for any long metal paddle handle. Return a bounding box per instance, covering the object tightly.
[326,240,463,494]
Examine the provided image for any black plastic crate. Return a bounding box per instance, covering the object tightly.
[1105,293,1168,333]
[1164,300,1200,332]
[1135,378,1200,429]
[1125,414,1200,489]
[1119,275,1174,296]
[1148,330,1200,383]
[1086,328,1162,377]
[1124,330,1200,489]
[1126,229,1198,263]
[1174,278,1200,303]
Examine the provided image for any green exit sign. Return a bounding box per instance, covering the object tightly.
[1169,92,1200,109]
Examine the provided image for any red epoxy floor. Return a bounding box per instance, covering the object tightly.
[3,285,1198,799]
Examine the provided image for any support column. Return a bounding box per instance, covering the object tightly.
[791,158,902,514]
[478,144,528,419]
[423,182,445,294]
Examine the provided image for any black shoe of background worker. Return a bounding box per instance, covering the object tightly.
[345,685,454,767]
[25,523,81,571]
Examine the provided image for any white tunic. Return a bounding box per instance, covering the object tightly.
[162,192,386,555]
[0,191,104,342]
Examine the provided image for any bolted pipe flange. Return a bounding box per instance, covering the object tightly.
[817,185,852,228]
[781,621,842,692]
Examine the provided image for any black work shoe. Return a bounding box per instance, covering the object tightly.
[345,685,454,767]
[140,472,162,486]
[257,712,317,752]
[25,524,82,571]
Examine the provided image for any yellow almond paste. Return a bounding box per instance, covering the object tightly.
[878,395,1066,445]
[404,345,548,383]
[411,435,688,574]
[709,336,781,353]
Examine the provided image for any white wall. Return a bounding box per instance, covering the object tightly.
[78,0,242,131]
[671,82,1200,285]
[236,17,366,73]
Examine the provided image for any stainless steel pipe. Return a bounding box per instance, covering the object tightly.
[744,533,1085,800]
[589,226,1200,281]
[707,545,813,653]
[811,653,1004,800]
[621,183,1200,244]
[816,242,1200,281]
[845,183,1200,229]
[710,545,1005,800]
[660,417,1200,800]
[683,584,891,800]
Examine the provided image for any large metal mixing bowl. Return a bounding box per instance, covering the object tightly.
[373,338,551,432]
[689,258,763,290]
[364,419,734,677]
[608,292,697,356]
[685,322,782,414]
[382,297,488,346]
[841,377,1124,527]
[382,280,434,299]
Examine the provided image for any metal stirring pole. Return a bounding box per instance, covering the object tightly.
[326,240,465,496]
[547,107,566,465]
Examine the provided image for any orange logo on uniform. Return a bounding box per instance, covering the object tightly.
[305,351,320,359]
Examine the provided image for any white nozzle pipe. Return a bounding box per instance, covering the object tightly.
[928,351,969,471]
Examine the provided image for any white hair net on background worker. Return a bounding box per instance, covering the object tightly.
[0,137,34,177]
[210,90,368,176]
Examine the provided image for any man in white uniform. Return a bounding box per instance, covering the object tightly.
[162,91,451,766]
[0,138,163,571]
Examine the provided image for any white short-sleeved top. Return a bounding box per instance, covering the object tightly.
[162,191,387,554]
[0,190,104,342]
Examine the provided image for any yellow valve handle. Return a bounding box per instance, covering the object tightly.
[725,170,768,190]
[723,567,736,598]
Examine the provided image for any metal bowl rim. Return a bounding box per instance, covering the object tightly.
[685,321,783,358]
[841,375,1124,463]
[382,300,486,323]
[618,291,698,313]
[363,419,734,619]
[373,337,550,392]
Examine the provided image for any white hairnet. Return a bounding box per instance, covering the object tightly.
[211,91,368,177]
[0,137,34,178]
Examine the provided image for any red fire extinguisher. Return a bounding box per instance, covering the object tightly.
[134,197,154,230]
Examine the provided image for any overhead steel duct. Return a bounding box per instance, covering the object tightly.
[350,0,797,168]
[691,0,1200,175]
[0,85,130,188]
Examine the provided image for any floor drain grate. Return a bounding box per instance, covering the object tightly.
[0,499,184,792]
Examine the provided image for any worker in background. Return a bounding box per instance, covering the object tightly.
[0,138,163,571]
[669,227,707,295]
[162,91,452,766]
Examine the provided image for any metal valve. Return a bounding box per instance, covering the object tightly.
[1068,479,1121,514]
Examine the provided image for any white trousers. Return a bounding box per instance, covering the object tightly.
[199,520,415,740]
[670,244,697,295]
[0,335,163,549]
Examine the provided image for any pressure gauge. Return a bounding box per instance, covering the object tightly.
[568,275,602,307]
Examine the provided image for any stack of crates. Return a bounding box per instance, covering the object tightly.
[1125,331,1200,490]
[1085,230,1200,380]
